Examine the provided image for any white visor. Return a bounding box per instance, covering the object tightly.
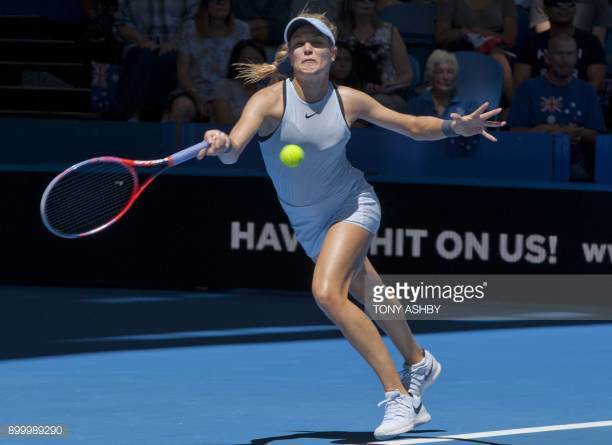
[283,17,336,46]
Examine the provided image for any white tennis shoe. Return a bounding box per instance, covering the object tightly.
[400,349,442,399]
[374,390,430,440]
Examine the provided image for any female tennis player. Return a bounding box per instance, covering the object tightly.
[198,13,504,440]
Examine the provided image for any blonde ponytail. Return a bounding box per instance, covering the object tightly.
[234,43,287,84]
[234,62,278,84]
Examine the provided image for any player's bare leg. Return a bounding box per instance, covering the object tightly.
[312,222,406,393]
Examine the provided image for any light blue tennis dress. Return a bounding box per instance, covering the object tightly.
[259,78,381,258]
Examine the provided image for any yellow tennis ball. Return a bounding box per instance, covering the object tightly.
[279,144,304,168]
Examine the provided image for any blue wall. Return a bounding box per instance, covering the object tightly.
[0,118,165,170]
[173,123,573,185]
[596,135,612,184]
[0,117,601,188]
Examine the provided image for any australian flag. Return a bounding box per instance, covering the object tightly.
[90,62,122,113]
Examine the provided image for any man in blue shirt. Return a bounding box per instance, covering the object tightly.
[509,34,605,181]
[513,0,607,93]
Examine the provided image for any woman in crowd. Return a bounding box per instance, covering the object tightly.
[330,41,364,90]
[337,0,413,112]
[167,0,250,122]
[408,49,479,119]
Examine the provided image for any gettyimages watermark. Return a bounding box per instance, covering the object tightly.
[364,275,612,321]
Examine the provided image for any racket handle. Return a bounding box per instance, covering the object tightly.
[169,141,209,166]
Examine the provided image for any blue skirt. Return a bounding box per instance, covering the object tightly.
[279,177,381,258]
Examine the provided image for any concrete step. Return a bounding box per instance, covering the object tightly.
[0,61,89,88]
[0,85,91,112]
[0,38,85,63]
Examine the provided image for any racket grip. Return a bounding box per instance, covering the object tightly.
[169,141,209,166]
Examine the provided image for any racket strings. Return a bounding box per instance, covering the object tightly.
[45,172,135,233]
[43,162,137,235]
[46,179,130,219]
[45,181,134,232]
[45,164,134,218]
[47,198,129,232]
[45,178,132,221]
[44,164,132,217]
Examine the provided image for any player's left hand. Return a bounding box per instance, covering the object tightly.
[450,102,506,142]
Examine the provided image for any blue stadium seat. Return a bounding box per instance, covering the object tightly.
[605,32,612,76]
[595,135,612,184]
[380,2,436,44]
[454,51,503,109]
[408,53,421,86]
[380,3,436,73]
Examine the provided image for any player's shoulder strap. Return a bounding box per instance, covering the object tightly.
[259,78,288,142]
[331,82,351,129]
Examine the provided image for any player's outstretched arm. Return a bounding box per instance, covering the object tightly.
[346,88,505,142]
[198,85,279,164]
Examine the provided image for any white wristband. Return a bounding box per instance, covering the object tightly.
[442,120,459,138]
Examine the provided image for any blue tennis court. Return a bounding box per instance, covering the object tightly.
[1,287,610,444]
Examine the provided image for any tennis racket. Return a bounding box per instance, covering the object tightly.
[40,141,208,239]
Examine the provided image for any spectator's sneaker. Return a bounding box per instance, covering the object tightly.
[374,390,430,440]
[400,349,442,399]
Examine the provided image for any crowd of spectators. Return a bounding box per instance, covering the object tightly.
[84,0,612,181]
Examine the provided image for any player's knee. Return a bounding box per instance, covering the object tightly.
[311,280,343,313]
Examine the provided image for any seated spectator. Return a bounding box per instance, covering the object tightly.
[434,0,517,101]
[508,34,605,181]
[330,42,364,89]
[114,0,198,120]
[514,0,606,92]
[407,50,479,118]
[529,0,608,45]
[234,0,291,46]
[167,0,250,123]
[211,40,266,124]
[337,0,413,112]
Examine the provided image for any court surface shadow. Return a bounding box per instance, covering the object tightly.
[242,429,511,445]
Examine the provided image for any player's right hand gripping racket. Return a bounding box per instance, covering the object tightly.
[40,141,209,239]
